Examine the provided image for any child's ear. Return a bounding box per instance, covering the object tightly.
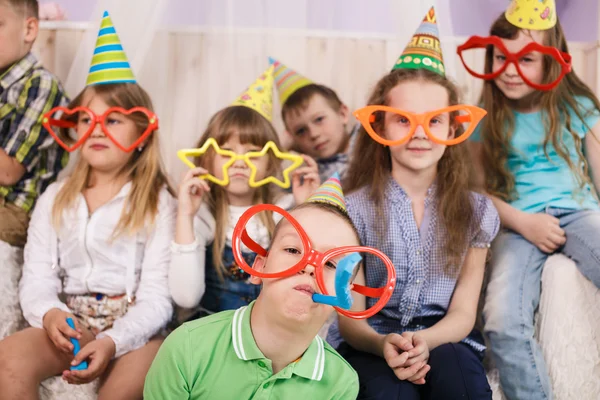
[24,17,39,44]
[339,104,350,125]
[449,124,457,139]
[249,255,266,285]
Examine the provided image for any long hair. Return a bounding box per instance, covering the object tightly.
[480,14,600,201]
[51,83,174,237]
[195,105,284,278]
[344,68,474,272]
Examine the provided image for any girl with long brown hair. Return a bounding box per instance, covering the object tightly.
[0,12,175,398]
[169,67,319,317]
[326,8,500,399]
[461,3,600,398]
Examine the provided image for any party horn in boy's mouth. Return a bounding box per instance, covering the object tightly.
[312,253,361,310]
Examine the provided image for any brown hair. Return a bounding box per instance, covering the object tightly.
[273,201,361,246]
[281,84,344,126]
[479,13,600,201]
[52,83,174,237]
[344,68,474,272]
[3,0,38,18]
[195,105,284,278]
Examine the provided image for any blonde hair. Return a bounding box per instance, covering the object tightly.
[345,68,474,272]
[195,105,284,278]
[52,83,174,237]
[479,14,600,202]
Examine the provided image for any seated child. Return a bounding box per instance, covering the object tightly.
[0,12,175,399]
[0,0,68,247]
[169,67,320,315]
[145,176,361,399]
[271,58,357,182]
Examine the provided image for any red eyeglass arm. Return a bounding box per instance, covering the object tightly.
[241,229,268,257]
[45,119,76,128]
[352,284,384,298]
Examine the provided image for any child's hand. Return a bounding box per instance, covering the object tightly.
[62,337,116,385]
[519,212,566,254]
[42,308,82,354]
[401,332,431,385]
[382,333,428,383]
[178,167,211,217]
[292,155,320,204]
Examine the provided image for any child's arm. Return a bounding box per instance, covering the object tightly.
[95,193,176,358]
[584,121,600,194]
[469,142,565,253]
[168,168,213,308]
[1,73,66,187]
[410,247,488,351]
[0,148,26,186]
[19,184,71,327]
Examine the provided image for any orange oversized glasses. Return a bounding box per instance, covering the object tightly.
[353,105,487,147]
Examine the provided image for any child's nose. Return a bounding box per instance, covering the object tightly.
[412,124,428,140]
[90,122,104,137]
[299,264,316,277]
[504,61,518,76]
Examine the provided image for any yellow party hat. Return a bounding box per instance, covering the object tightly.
[505,0,557,30]
[393,7,445,76]
[270,57,314,106]
[231,65,275,121]
[86,11,136,86]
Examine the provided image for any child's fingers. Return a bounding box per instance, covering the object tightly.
[50,327,74,353]
[394,361,426,381]
[386,352,409,369]
[387,333,414,352]
[58,318,81,340]
[300,154,318,168]
[184,167,208,181]
[404,352,427,367]
[408,364,430,384]
[301,172,320,185]
[71,342,94,366]
[292,166,316,178]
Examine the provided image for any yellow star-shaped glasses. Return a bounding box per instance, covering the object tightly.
[177,138,304,188]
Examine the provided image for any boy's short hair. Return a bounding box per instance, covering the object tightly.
[3,0,39,19]
[281,84,344,124]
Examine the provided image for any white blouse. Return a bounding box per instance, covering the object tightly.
[168,194,294,309]
[19,181,176,357]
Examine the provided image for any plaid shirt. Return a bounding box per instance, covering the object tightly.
[0,53,69,213]
[328,177,500,353]
[316,122,359,183]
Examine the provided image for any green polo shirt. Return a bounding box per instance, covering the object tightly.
[144,302,359,399]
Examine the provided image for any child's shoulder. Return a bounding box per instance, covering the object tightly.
[468,190,496,215]
[179,309,236,341]
[322,340,358,378]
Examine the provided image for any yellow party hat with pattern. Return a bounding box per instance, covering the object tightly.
[270,57,314,106]
[231,65,275,121]
[505,0,557,30]
[306,172,347,212]
[392,7,445,76]
[86,11,136,86]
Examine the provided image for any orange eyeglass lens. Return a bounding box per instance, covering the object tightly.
[429,108,476,142]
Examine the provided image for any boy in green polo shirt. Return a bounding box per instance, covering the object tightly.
[144,176,360,399]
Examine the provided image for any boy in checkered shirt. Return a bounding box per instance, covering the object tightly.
[0,0,68,247]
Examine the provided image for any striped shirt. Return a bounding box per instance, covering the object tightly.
[328,177,500,353]
[0,53,68,213]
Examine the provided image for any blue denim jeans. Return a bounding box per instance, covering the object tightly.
[483,208,600,400]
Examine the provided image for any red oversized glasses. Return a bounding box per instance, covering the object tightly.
[42,106,159,152]
[457,35,572,91]
[232,204,397,319]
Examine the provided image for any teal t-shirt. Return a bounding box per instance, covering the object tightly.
[471,97,600,213]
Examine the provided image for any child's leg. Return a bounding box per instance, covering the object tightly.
[97,337,164,400]
[0,327,94,400]
[482,230,551,400]
[559,210,600,287]
[339,344,420,400]
[422,343,491,400]
[0,199,29,247]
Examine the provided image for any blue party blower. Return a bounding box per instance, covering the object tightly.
[312,253,361,310]
[66,317,88,371]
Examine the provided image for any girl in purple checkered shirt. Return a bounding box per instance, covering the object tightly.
[326,11,500,399]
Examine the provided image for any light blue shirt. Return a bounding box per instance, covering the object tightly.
[471,97,600,213]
